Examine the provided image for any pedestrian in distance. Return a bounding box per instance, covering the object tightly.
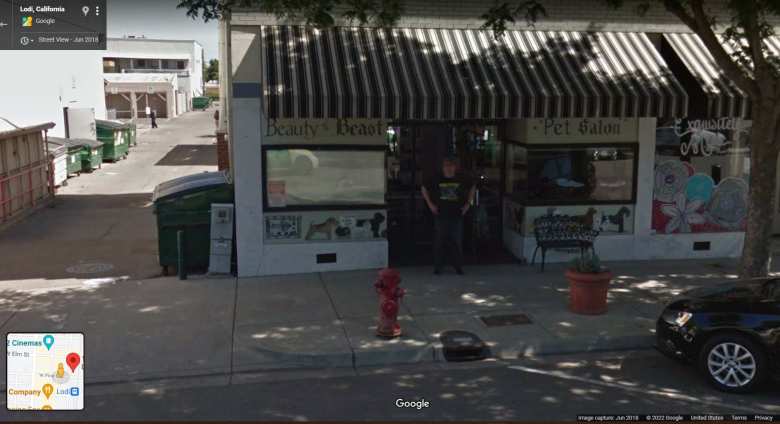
[422,156,476,275]
[150,110,158,129]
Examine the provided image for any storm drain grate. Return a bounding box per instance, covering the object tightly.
[479,313,532,327]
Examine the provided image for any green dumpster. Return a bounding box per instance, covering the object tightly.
[73,138,103,172]
[49,137,86,176]
[96,119,129,161]
[127,121,137,146]
[192,96,211,110]
[152,171,234,275]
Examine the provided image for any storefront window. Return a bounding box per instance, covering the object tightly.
[652,118,751,234]
[506,144,636,204]
[264,148,385,209]
[505,144,528,203]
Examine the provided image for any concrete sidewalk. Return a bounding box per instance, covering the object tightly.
[0,257,759,387]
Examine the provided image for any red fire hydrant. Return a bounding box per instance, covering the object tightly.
[375,268,405,338]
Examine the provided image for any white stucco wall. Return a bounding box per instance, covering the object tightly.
[0,51,106,138]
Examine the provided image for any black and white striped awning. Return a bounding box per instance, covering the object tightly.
[663,33,752,118]
[261,26,688,120]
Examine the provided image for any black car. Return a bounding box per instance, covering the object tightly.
[656,278,780,393]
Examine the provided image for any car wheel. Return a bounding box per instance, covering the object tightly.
[294,156,313,175]
[699,333,767,393]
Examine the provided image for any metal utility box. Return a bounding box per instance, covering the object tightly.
[208,203,234,274]
[96,119,129,162]
[152,171,234,275]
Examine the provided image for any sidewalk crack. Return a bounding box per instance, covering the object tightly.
[228,276,238,384]
[318,273,356,370]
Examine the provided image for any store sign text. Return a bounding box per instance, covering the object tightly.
[673,118,746,157]
[265,118,386,142]
[543,118,625,137]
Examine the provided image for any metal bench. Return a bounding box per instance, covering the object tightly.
[531,215,599,272]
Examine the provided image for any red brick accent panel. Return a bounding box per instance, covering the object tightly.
[216,131,230,171]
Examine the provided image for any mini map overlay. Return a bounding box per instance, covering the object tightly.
[7,333,84,411]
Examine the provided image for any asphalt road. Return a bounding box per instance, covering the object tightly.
[3,349,778,421]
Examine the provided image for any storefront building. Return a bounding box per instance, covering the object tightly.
[219,2,774,277]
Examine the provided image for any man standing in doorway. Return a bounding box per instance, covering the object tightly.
[422,156,476,275]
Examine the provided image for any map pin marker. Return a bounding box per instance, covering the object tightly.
[66,352,80,372]
[42,384,53,399]
[43,335,54,351]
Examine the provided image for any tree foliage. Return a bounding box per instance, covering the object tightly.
[178,0,402,27]
[204,58,219,82]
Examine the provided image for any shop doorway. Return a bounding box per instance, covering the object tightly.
[386,123,512,266]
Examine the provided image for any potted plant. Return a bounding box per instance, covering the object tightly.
[565,252,612,315]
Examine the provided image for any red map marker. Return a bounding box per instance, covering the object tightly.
[66,352,80,372]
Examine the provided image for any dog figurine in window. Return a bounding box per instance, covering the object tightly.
[305,217,338,240]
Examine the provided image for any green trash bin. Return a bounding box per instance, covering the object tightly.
[127,121,137,147]
[70,138,104,172]
[49,137,87,176]
[152,171,234,275]
[96,119,129,161]
[192,96,211,110]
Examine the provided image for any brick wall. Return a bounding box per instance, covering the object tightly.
[216,130,230,171]
[231,0,780,32]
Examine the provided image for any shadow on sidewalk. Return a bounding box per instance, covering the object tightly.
[155,145,217,167]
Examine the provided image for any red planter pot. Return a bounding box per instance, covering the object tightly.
[565,269,612,315]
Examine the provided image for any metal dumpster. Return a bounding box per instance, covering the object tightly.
[49,137,86,176]
[96,119,129,161]
[152,171,234,275]
[192,96,211,110]
[72,138,103,172]
[47,140,68,187]
[127,121,137,146]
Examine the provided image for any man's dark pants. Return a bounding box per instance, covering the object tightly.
[434,215,463,270]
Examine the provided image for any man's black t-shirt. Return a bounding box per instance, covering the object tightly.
[425,174,474,218]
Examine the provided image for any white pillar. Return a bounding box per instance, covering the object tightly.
[232,94,264,277]
[130,91,138,119]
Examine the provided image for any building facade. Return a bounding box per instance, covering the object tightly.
[0,50,106,138]
[103,37,205,117]
[220,1,780,277]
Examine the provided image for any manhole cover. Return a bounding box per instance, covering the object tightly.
[65,263,114,274]
[479,313,532,327]
[439,330,489,362]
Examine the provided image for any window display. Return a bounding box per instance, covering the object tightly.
[652,118,751,234]
[264,148,386,209]
[505,144,637,205]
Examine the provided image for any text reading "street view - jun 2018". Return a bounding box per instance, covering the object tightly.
[0,0,106,50]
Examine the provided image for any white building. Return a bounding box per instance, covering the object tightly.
[103,37,204,116]
[0,50,106,138]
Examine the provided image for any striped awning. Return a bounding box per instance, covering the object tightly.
[664,33,751,118]
[261,26,688,120]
